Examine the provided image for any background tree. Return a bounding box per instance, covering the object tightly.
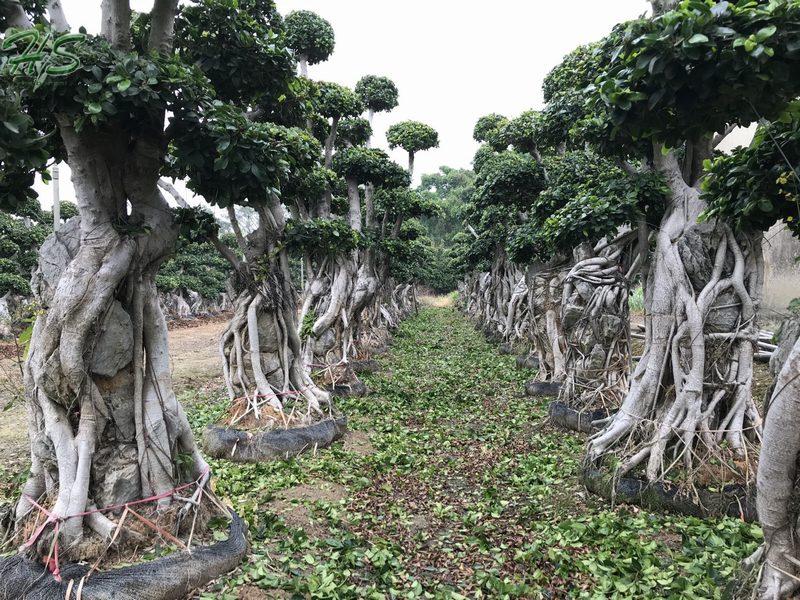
[284,9,334,77]
[386,120,439,179]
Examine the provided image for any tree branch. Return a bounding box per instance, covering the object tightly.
[226,205,250,262]
[46,0,69,31]
[157,179,189,208]
[100,0,131,50]
[1,0,32,28]
[148,0,180,54]
[210,231,245,275]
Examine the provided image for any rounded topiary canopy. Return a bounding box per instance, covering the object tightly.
[386,120,439,154]
[284,10,335,65]
[336,117,373,148]
[333,146,409,188]
[473,113,509,145]
[316,81,364,120]
[354,75,399,114]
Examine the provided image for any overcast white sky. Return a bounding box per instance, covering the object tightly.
[33,0,711,208]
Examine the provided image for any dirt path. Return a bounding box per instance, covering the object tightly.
[0,317,228,472]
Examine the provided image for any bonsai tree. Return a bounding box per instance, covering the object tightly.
[284,9,334,77]
[0,0,299,590]
[580,0,800,502]
[170,2,335,427]
[703,116,800,598]
[355,74,399,125]
[386,119,439,179]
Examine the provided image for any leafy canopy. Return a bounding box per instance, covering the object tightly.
[702,115,800,237]
[386,120,439,155]
[284,10,335,65]
[355,75,399,114]
[591,0,800,147]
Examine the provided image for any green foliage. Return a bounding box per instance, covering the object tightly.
[171,102,320,208]
[333,146,409,188]
[0,87,49,213]
[386,120,439,155]
[0,208,48,297]
[335,117,372,149]
[286,217,361,256]
[702,116,800,238]
[473,151,546,211]
[175,0,294,105]
[375,188,437,222]
[156,241,230,300]
[284,10,335,65]
[472,113,509,148]
[416,167,476,292]
[381,219,432,283]
[591,0,800,147]
[9,33,210,133]
[315,81,363,120]
[354,75,399,114]
[507,152,666,263]
[472,143,498,175]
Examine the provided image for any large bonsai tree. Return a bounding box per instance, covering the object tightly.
[0,0,310,588]
[581,0,800,494]
[703,116,800,598]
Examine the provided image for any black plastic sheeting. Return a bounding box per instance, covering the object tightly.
[515,354,540,370]
[329,380,369,398]
[204,417,348,463]
[524,381,563,397]
[0,510,248,600]
[548,401,609,434]
[582,467,756,522]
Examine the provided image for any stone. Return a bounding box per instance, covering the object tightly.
[91,443,141,508]
[89,300,134,377]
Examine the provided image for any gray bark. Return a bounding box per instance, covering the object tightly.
[756,337,800,599]
[148,0,179,54]
[588,144,764,486]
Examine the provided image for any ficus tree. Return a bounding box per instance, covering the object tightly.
[0,0,288,587]
[284,9,334,77]
[386,119,439,179]
[703,115,800,599]
[169,2,336,421]
[579,0,800,495]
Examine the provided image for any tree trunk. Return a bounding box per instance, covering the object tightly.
[559,237,635,414]
[526,261,568,382]
[751,327,800,599]
[18,123,211,559]
[588,148,764,487]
